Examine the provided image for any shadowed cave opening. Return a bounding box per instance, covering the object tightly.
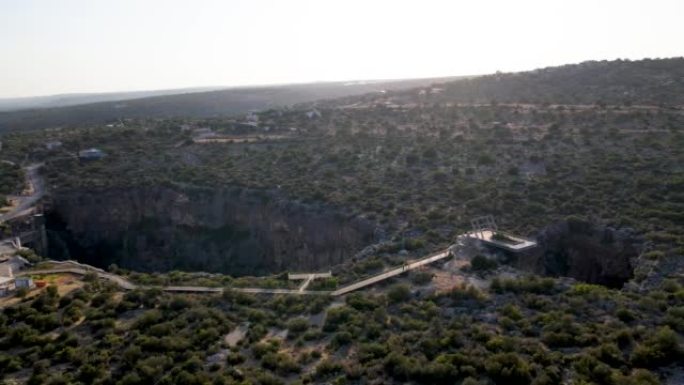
[484,219,639,289]
[44,186,377,276]
[535,219,639,288]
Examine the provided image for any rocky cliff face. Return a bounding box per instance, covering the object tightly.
[534,219,640,288]
[46,186,377,275]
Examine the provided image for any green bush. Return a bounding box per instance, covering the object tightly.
[286,317,309,335]
[261,352,301,374]
[411,271,434,285]
[490,276,555,295]
[314,359,344,379]
[665,306,684,332]
[323,306,354,332]
[450,284,485,302]
[616,307,636,322]
[387,284,412,304]
[358,342,388,363]
[330,331,352,348]
[484,352,532,385]
[252,341,279,359]
[630,326,681,367]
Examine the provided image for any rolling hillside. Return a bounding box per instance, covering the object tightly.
[327,57,684,108]
[0,77,458,133]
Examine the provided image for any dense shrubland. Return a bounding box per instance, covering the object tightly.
[2,57,684,383]
[1,275,682,383]
[3,101,684,266]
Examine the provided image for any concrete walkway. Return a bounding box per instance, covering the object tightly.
[288,271,331,292]
[331,250,451,295]
[18,248,453,297]
[298,275,315,292]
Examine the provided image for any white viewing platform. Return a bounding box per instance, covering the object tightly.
[465,230,537,252]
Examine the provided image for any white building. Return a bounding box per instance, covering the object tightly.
[306,109,322,119]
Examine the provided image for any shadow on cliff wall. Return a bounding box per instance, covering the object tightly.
[528,218,641,288]
[44,186,379,276]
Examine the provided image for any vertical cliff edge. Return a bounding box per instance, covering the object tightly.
[45,185,378,276]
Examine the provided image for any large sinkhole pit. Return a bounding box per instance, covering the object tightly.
[533,219,640,288]
[44,186,377,276]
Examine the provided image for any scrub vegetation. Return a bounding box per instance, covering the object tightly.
[1,58,684,384]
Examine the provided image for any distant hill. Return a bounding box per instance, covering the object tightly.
[329,57,684,107]
[0,87,225,112]
[0,78,458,133]
[4,58,682,133]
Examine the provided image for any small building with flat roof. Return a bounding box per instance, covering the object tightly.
[14,276,34,289]
[466,215,537,253]
[465,229,537,252]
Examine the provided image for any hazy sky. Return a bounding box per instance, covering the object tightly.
[1,0,682,98]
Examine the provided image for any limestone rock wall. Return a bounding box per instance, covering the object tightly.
[46,186,376,276]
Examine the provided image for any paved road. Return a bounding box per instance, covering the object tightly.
[331,250,451,296]
[0,164,45,223]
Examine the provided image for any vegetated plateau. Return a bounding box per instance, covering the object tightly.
[0,58,683,385]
